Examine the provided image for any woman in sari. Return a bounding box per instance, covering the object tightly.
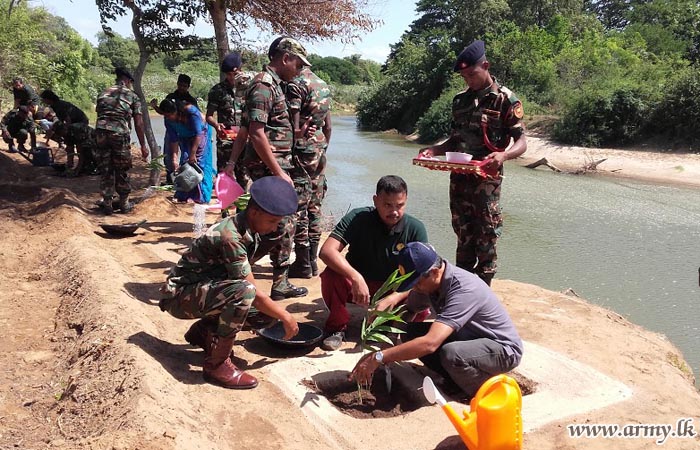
[159,99,214,203]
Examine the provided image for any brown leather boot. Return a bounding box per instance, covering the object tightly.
[203,331,258,389]
[184,317,217,349]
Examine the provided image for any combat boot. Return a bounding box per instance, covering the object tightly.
[7,143,17,153]
[288,245,312,279]
[119,195,134,213]
[270,267,308,300]
[309,241,319,276]
[99,196,113,215]
[203,331,258,389]
[184,317,218,349]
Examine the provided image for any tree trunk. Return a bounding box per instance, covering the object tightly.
[207,0,230,81]
[127,0,162,187]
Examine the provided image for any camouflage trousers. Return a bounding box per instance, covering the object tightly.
[160,279,256,337]
[245,153,311,270]
[294,145,327,246]
[216,138,250,190]
[95,129,132,198]
[68,123,97,173]
[449,172,503,278]
[3,128,30,145]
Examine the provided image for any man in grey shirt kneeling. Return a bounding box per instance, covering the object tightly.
[350,241,523,399]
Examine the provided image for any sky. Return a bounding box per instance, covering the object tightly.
[36,0,419,63]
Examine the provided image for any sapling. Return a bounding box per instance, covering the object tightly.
[356,268,413,403]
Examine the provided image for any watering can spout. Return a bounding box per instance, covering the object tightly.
[423,375,523,450]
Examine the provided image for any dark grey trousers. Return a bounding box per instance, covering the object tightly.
[406,322,518,397]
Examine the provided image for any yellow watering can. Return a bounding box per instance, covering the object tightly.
[422,375,522,450]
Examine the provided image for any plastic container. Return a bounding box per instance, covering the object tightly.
[31,147,52,167]
[205,172,244,210]
[446,152,473,164]
[173,162,204,192]
[442,374,522,450]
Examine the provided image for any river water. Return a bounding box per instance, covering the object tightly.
[323,115,700,383]
[147,114,700,383]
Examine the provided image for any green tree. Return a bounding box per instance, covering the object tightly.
[97,31,139,70]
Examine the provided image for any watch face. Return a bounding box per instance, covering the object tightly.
[375,351,383,363]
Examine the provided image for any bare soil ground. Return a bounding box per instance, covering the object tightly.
[1,140,699,450]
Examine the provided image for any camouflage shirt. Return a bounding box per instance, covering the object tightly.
[451,80,524,160]
[164,211,259,290]
[13,84,40,107]
[206,78,239,128]
[242,65,293,151]
[285,67,332,150]
[95,82,142,135]
[1,110,34,134]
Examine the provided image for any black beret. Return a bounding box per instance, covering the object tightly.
[453,40,486,72]
[220,52,242,73]
[177,74,191,85]
[115,67,135,81]
[249,176,298,216]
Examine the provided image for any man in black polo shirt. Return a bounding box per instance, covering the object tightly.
[319,175,428,350]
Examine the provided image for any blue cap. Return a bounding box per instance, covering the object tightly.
[221,52,242,73]
[249,176,298,216]
[396,242,439,292]
[453,40,485,72]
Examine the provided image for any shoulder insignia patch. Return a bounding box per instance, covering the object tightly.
[513,102,524,119]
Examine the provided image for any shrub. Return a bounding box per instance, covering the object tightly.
[649,68,700,144]
[553,86,649,146]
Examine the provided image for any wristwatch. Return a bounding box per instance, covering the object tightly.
[374,351,385,365]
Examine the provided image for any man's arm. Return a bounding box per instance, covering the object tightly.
[132,113,148,160]
[319,236,371,305]
[484,133,527,169]
[223,126,248,177]
[322,114,332,144]
[350,321,454,385]
[247,121,292,184]
[245,271,299,339]
[419,134,460,157]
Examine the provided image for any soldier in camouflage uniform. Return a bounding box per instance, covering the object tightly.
[224,37,312,301]
[159,176,300,389]
[285,66,332,279]
[206,52,252,188]
[94,68,148,215]
[40,89,97,175]
[419,40,527,286]
[1,106,36,153]
[11,77,40,116]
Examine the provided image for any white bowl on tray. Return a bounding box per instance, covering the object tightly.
[445,152,473,164]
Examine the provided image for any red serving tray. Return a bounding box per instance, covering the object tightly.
[412,157,499,179]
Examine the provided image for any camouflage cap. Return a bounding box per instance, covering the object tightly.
[276,37,311,67]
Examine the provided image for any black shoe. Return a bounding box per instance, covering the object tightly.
[288,246,313,279]
[119,200,134,213]
[270,282,308,301]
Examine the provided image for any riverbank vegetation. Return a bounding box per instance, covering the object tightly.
[0,0,379,118]
[357,0,700,149]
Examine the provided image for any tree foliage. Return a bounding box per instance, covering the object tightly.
[358,0,700,147]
